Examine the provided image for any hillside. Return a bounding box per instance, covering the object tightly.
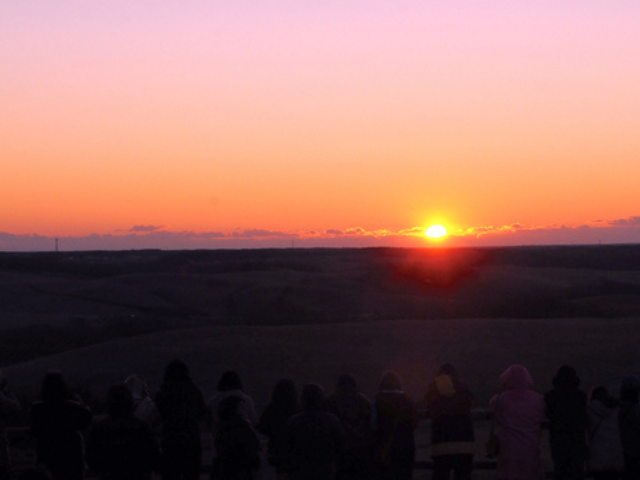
[2,245,640,406]
[5,318,640,409]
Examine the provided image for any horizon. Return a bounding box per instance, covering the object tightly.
[2,233,640,253]
[3,2,639,250]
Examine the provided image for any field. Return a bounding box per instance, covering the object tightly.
[2,245,640,410]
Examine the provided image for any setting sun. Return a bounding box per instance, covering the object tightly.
[425,225,448,239]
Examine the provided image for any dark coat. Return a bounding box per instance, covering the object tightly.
[545,386,588,445]
[373,391,418,451]
[155,379,206,475]
[86,415,160,480]
[0,390,20,470]
[326,391,373,449]
[31,400,92,480]
[619,400,640,458]
[286,410,344,480]
[424,374,475,456]
[258,403,298,471]
[214,418,260,480]
[372,391,418,480]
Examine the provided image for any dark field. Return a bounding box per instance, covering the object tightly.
[2,245,640,409]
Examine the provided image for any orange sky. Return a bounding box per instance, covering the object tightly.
[2,2,640,250]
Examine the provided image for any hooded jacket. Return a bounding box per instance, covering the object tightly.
[490,365,545,480]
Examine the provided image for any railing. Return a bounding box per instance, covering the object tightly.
[4,413,582,480]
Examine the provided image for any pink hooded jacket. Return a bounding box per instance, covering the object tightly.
[490,365,546,480]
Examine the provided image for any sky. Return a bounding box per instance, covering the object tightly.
[2,1,640,251]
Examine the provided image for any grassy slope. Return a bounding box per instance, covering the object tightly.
[5,318,640,408]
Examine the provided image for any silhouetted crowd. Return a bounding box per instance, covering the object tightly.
[1,361,639,480]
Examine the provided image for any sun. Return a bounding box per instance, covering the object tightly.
[425,224,448,239]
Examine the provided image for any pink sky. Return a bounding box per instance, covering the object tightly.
[2,2,640,250]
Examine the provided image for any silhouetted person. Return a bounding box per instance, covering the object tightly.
[209,371,258,435]
[156,359,206,480]
[212,395,261,480]
[587,386,623,480]
[423,363,475,480]
[86,384,160,480]
[0,370,20,480]
[125,374,158,425]
[545,365,588,480]
[258,378,301,478]
[371,371,418,480]
[286,383,344,480]
[326,374,374,480]
[618,375,640,480]
[491,364,545,480]
[30,371,92,480]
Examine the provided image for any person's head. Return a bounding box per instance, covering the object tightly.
[41,371,69,404]
[217,370,243,392]
[437,362,458,380]
[335,374,358,394]
[107,384,134,418]
[620,375,640,403]
[163,359,190,383]
[590,385,617,408]
[552,365,580,389]
[271,378,299,412]
[124,374,149,400]
[301,383,326,411]
[500,364,534,392]
[590,385,609,403]
[379,371,402,392]
[217,395,245,422]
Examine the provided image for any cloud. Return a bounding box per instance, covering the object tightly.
[230,229,298,239]
[446,217,640,247]
[2,214,640,251]
[457,223,535,238]
[192,231,228,239]
[129,225,165,232]
[608,216,640,227]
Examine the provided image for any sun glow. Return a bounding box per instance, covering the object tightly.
[425,224,448,239]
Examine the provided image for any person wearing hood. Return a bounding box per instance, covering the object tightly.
[587,386,623,480]
[490,365,545,480]
[423,363,475,480]
[0,370,20,480]
[618,375,640,480]
[544,365,588,480]
[155,359,206,480]
[326,374,373,480]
